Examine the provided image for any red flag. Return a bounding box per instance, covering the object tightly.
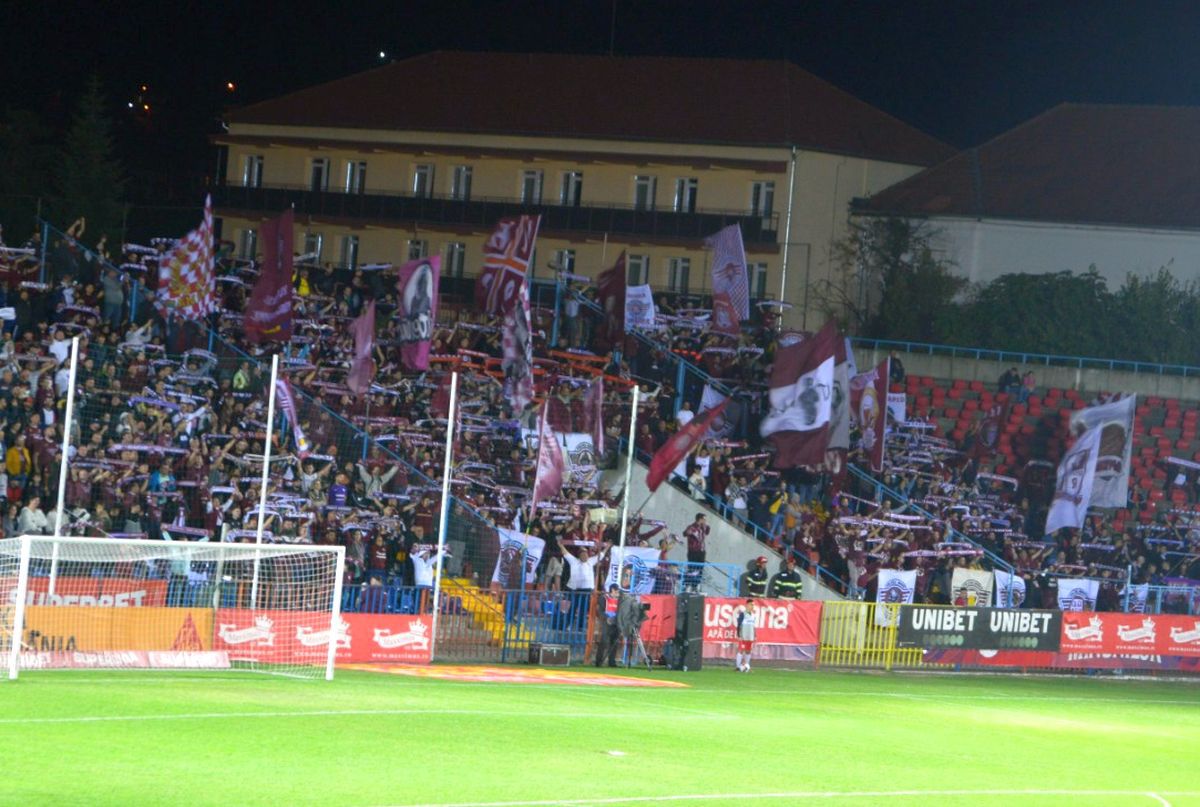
[395,256,440,371]
[647,400,728,492]
[531,402,566,511]
[156,195,216,321]
[475,216,541,315]
[431,372,452,418]
[583,376,604,456]
[244,209,294,343]
[595,252,626,349]
[760,321,839,468]
[849,358,890,473]
[346,300,376,396]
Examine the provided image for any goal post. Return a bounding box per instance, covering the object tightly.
[1,536,344,680]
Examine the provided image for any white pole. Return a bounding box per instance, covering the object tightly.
[778,145,798,330]
[615,385,640,572]
[48,336,80,597]
[249,354,280,609]
[324,545,346,681]
[8,536,32,680]
[429,371,459,663]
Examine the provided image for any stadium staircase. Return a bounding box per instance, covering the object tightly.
[440,578,536,646]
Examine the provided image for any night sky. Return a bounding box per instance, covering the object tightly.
[5,0,1200,187]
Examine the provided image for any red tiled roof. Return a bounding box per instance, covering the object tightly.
[228,51,952,167]
[858,103,1200,229]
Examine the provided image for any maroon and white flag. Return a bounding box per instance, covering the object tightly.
[274,376,312,458]
[705,225,749,334]
[395,256,440,371]
[156,195,216,321]
[583,376,604,456]
[595,251,626,350]
[760,321,838,468]
[244,209,294,343]
[476,215,541,315]
[850,358,890,473]
[346,300,377,396]
[647,400,729,492]
[530,402,566,511]
[501,280,534,413]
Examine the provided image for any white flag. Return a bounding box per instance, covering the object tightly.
[1069,395,1134,508]
[625,285,657,330]
[1045,426,1102,534]
[994,569,1027,608]
[1056,578,1100,611]
[491,529,545,588]
[604,546,662,594]
[951,568,994,607]
[886,392,907,424]
[875,569,917,627]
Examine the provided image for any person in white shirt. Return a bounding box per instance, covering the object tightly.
[562,544,607,593]
[676,401,694,427]
[48,330,70,366]
[18,497,50,535]
[688,468,707,501]
[734,598,758,673]
[411,546,447,589]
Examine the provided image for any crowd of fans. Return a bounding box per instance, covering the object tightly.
[2,219,1199,615]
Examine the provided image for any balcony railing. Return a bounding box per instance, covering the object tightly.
[211,182,780,244]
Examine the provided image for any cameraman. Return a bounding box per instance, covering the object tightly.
[594,584,621,668]
[615,586,648,667]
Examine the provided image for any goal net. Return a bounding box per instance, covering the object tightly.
[1,536,344,680]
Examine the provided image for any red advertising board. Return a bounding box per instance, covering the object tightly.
[1060,612,1200,658]
[7,577,168,607]
[702,598,822,646]
[213,610,432,665]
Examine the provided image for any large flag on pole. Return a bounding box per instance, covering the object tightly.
[760,321,839,468]
[244,209,294,343]
[595,252,626,349]
[705,225,749,335]
[274,376,312,459]
[156,194,216,321]
[828,335,851,451]
[646,400,728,492]
[849,357,889,473]
[1045,425,1102,534]
[346,300,377,396]
[583,376,605,457]
[530,402,566,512]
[396,256,440,371]
[476,215,541,315]
[501,280,534,413]
[1068,394,1134,508]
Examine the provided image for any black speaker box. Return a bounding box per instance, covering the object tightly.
[675,593,705,642]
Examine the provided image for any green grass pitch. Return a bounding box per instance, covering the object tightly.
[1,667,1198,806]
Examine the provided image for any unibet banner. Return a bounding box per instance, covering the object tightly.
[896,606,1061,651]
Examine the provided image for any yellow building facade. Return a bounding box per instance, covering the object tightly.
[213,52,950,328]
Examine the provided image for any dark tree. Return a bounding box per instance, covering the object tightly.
[53,75,126,241]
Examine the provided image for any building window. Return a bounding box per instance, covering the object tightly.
[750,181,775,217]
[407,239,428,260]
[521,170,543,204]
[344,161,367,194]
[215,146,229,185]
[340,235,359,270]
[633,175,657,211]
[450,165,473,201]
[673,178,698,213]
[626,254,648,285]
[302,233,323,262]
[412,164,434,198]
[553,249,576,274]
[446,242,466,278]
[309,158,330,192]
[242,155,263,188]
[560,171,583,206]
[748,262,768,298]
[667,257,690,292]
[239,229,258,260]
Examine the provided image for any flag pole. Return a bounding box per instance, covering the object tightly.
[250,353,280,609]
[48,336,79,598]
[430,370,459,662]
[616,385,640,570]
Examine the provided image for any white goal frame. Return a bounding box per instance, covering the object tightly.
[2,535,345,681]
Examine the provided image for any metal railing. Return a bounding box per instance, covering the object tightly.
[853,336,1200,379]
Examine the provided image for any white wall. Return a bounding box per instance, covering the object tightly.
[926,216,1200,288]
[601,458,844,602]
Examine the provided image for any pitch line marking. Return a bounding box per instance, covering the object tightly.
[386,790,1200,807]
[0,708,731,726]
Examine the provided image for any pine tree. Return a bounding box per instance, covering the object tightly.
[53,75,126,241]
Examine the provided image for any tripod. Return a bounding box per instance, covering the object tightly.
[623,632,654,672]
